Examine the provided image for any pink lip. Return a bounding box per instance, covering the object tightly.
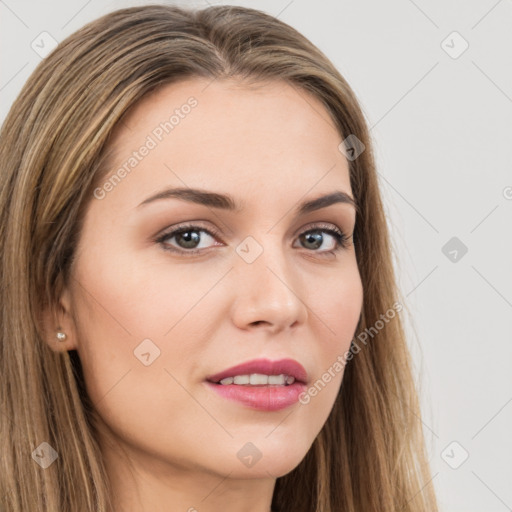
[205,358,308,412]
[206,357,308,384]
[205,381,307,411]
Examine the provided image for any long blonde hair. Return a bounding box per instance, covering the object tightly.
[0,4,438,511]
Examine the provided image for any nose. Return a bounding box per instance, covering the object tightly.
[230,242,308,334]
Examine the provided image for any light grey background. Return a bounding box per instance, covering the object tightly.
[1,1,511,510]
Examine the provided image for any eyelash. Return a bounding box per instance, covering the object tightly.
[154,222,352,258]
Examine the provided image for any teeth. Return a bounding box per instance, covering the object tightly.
[250,373,268,385]
[268,374,284,385]
[218,373,296,386]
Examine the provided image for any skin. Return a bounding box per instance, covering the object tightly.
[44,77,363,512]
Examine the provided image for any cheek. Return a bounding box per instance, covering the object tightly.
[72,249,191,339]
[70,274,194,448]
[68,254,158,409]
[69,247,216,403]
[313,262,363,347]
[302,262,362,403]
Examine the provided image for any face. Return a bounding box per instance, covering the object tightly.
[53,78,363,485]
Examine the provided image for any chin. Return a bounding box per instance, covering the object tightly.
[219,437,312,479]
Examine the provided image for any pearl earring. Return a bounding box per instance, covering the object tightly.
[56,330,67,342]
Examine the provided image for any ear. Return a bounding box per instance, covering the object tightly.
[40,281,79,353]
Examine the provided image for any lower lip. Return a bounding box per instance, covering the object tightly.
[205,381,307,411]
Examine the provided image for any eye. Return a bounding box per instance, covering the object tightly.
[155,223,221,255]
[294,223,351,255]
[155,222,352,257]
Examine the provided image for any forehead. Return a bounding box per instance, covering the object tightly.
[96,77,353,212]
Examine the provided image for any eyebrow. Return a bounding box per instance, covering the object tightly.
[136,187,357,215]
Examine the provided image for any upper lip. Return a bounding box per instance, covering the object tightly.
[206,358,308,384]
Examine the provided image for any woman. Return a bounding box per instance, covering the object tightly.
[0,4,439,511]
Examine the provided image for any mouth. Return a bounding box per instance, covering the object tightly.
[204,358,308,411]
[209,374,298,386]
[205,357,309,386]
